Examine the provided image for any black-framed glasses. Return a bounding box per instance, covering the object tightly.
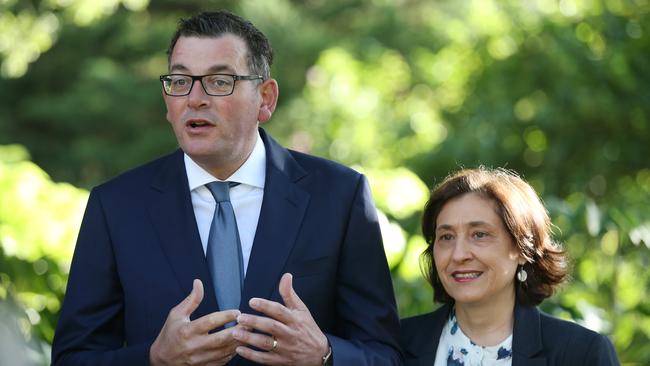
[159,73,263,96]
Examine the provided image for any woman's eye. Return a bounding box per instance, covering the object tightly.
[473,231,488,239]
[172,78,187,86]
[438,233,453,241]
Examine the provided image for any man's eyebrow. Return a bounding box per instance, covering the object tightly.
[207,64,235,73]
[168,64,235,74]
[169,64,189,73]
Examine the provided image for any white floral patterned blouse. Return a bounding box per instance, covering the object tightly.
[433,308,513,366]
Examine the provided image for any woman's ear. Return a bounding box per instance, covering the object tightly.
[518,256,528,266]
[258,79,279,124]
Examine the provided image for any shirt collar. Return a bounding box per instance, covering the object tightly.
[184,131,266,191]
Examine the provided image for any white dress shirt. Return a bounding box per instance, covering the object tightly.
[184,132,266,275]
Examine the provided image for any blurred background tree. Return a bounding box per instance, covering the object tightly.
[1,0,649,364]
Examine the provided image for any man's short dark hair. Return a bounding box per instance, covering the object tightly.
[167,10,273,80]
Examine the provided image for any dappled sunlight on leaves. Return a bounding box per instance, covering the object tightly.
[0,0,148,78]
[377,210,406,269]
[398,235,428,282]
[0,155,87,263]
[0,145,88,361]
[360,167,429,220]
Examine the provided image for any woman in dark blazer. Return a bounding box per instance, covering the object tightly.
[400,167,619,366]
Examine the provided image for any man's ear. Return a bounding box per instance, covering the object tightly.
[162,89,172,123]
[258,79,279,124]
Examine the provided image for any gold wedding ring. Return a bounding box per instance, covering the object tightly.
[271,338,278,351]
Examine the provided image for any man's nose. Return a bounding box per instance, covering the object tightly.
[187,79,210,108]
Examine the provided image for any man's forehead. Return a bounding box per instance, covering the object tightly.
[169,34,249,72]
[172,34,248,57]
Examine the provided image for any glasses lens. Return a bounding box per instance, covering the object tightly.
[163,75,192,95]
[203,75,234,95]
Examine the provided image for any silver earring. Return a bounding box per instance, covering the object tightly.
[517,266,528,282]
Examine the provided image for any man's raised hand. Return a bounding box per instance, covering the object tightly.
[234,273,330,366]
[149,279,242,366]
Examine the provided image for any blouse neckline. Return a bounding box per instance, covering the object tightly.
[434,307,513,366]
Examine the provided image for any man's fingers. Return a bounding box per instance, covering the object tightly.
[236,313,292,336]
[178,326,241,364]
[278,273,307,311]
[248,297,293,324]
[236,346,283,365]
[174,279,204,317]
[192,309,241,334]
[232,328,276,351]
[204,325,243,347]
[163,324,240,365]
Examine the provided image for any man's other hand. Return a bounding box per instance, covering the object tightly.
[149,279,242,366]
[234,273,330,366]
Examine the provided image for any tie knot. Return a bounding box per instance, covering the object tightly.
[206,181,234,202]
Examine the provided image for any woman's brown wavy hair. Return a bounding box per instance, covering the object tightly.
[420,167,568,306]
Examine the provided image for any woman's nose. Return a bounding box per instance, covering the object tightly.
[451,237,472,262]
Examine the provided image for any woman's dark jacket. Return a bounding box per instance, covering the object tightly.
[400,303,619,366]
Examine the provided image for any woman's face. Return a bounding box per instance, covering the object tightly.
[433,192,524,309]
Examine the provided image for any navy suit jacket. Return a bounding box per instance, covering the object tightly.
[399,303,619,366]
[52,129,401,365]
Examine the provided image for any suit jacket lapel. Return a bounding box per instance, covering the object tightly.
[404,305,450,365]
[512,304,547,366]
[147,150,218,318]
[240,129,310,315]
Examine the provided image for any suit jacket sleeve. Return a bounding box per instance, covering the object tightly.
[51,188,151,365]
[326,175,402,365]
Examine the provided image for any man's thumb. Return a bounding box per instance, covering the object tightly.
[279,273,306,310]
[177,279,204,316]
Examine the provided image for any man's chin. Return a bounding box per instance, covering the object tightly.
[180,142,218,157]
[183,146,233,164]
[184,149,216,160]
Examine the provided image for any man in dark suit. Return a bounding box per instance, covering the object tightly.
[52,10,401,366]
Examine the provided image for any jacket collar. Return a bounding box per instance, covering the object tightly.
[404,303,547,366]
[258,127,306,182]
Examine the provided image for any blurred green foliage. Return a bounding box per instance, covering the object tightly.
[1,0,649,364]
[0,145,87,364]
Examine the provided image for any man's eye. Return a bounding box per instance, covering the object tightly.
[207,77,232,87]
[172,78,187,86]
